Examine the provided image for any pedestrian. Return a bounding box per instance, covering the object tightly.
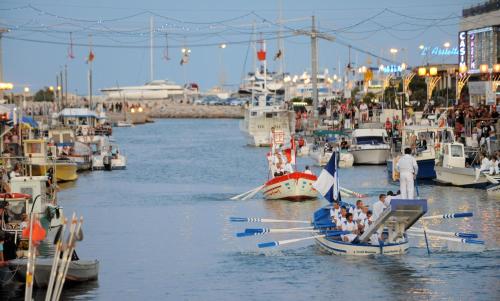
[396,148,418,199]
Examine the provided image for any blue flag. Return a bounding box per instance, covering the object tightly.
[313,152,341,203]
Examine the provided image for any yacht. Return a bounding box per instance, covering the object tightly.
[240,94,294,147]
[350,128,390,165]
[101,79,193,101]
[238,70,284,96]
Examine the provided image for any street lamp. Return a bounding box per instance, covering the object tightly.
[419,45,425,50]
[24,87,30,93]
[443,42,451,48]
[389,48,398,54]
[480,64,489,73]
[219,43,226,49]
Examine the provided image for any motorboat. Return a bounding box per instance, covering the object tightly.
[350,128,390,165]
[48,128,92,171]
[24,139,78,182]
[240,94,294,147]
[435,142,488,187]
[8,258,99,288]
[387,126,455,180]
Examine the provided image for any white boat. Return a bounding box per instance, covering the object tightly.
[79,136,127,170]
[115,121,134,127]
[313,198,428,256]
[350,128,390,165]
[101,79,195,101]
[387,126,455,180]
[8,258,99,288]
[240,94,293,147]
[435,142,489,187]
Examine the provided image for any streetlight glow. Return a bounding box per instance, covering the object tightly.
[24,87,30,93]
[419,45,425,50]
[418,67,427,76]
[479,64,489,73]
[390,48,398,54]
[459,65,468,74]
[220,43,227,49]
[429,67,438,76]
[493,64,500,73]
[443,42,451,48]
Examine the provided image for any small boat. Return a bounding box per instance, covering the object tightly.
[8,258,99,288]
[310,148,353,168]
[435,142,489,187]
[115,121,134,127]
[94,143,127,170]
[350,128,390,165]
[387,126,455,180]
[313,198,427,255]
[262,172,317,201]
[24,139,78,182]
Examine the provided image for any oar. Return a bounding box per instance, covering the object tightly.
[236,229,346,237]
[258,232,350,248]
[230,185,264,200]
[241,185,264,200]
[421,212,473,220]
[407,232,484,245]
[339,187,367,198]
[230,217,311,224]
[408,227,478,239]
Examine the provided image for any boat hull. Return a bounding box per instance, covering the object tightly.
[31,164,78,182]
[9,258,99,288]
[315,236,409,256]
[263,172,317,201]
[435,166,489,188]
[387,157,436,180]
[351,148,390,165]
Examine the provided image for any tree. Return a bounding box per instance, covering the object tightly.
[34,87,55,102]
[362,92,376,104]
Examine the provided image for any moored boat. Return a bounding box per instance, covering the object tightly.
[350,128,390,165]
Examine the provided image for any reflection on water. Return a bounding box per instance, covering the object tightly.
[2,119,498,300]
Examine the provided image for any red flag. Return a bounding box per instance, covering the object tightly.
[87,50,95,63]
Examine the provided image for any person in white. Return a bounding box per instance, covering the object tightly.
[329,202,341,222]
[304,165,313,175]
[384,191,394,206]
[341,213,359,242]
[350,200,365,223]
[335,206,347,228]
[396,148,419,199]
[489,156,499,175]
[372,194,387,221]
[479,153,490,172]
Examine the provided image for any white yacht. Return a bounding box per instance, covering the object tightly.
[350,128,390,165]
[238,70,284,96]
[101,79,193,101]
[240,94,294,147]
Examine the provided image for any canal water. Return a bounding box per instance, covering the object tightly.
[4,119,500,300]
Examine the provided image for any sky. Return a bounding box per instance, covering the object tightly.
[0,0,484,95]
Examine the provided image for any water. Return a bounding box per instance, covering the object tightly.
[3,119,499,300]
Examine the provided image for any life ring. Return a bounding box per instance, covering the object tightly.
[0,192,32,199]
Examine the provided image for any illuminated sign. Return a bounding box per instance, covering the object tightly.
[420,46,458,56]
[458,31,467,68]
[382,65,403,73]
[469,33,475,70]
[468,27,493,34]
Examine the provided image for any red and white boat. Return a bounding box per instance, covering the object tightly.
[263,131,318,201]
[262,172,318,201]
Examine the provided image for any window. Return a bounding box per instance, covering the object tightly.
[251,111,257,117]
[356,136,385,145]
[266,113,273,118]
[450,145,463,157]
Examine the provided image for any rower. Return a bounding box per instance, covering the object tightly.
[396,148,418,199]
[372,194,387,221]
[329,202,341,222]
[341,213,359,243]
[335,206,347,229]
[350,200,365,222]
[384,191,394,206]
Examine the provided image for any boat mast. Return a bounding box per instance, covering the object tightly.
[277,0,284,76]
[150,16,154,82]
[311,15,318,119]
[88,34,93,109]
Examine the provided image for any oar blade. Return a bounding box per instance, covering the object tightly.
[258,241,278,248]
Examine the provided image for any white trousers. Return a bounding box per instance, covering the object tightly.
[400,172,414,199]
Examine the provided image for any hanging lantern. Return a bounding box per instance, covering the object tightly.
[257,50,266,61]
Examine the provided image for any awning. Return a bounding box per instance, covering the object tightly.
[22,116,38,128]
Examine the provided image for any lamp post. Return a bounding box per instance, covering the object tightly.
[479,63,500,106]
[219,43,227,90]
[418,66,441,104]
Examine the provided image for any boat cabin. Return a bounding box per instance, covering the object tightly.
[441,142,466,168]
[23,139,49,165]
[399,126,455,160]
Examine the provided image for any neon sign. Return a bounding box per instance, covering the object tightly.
[420,46,458,56]
[458,31,467,68]
[381,65,403,73]
[470,33,475,70]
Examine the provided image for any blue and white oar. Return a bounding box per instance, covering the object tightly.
[257,232,350,248]
[421,212,473,220]
[229,217,311,224]
[408,227,479,239]
[407,232,484,245]
[238,228,345,237]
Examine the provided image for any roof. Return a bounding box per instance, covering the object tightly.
[352,128,387,137]
[58,108,98,118]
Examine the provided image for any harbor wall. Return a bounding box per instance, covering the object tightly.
[147,103,244,119]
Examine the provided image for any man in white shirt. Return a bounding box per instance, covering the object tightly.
[384,191,394,206]
[372,194,387,221]
[329,202,341,222]
[396,148,419,199]
[350,200,365,222]
[335,206,347,229]
[341,213,358,242]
